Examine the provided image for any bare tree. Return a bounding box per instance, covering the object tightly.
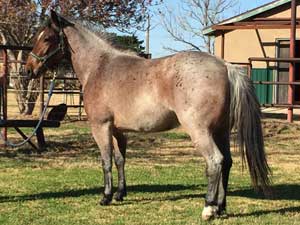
[160,0,236,53]
[0,0,161,115]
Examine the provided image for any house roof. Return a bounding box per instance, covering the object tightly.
[203,0,292,36]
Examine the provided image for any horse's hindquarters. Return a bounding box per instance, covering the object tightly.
[158,52,230,132]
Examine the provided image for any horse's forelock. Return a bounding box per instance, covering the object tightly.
[32,19,52,43]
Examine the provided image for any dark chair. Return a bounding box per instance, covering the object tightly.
[47,103,67,121]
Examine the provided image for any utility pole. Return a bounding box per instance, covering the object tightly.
[145,14,150,55]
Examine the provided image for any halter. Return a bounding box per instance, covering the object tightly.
[30,25,66,67]
[0,72,57,148]
[0,19,66,148]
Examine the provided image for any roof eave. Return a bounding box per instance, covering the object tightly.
[203,0,291,36]
[203,27,214,36]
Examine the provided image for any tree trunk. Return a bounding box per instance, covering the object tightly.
[22,78,40,115]
[4,49,39,115]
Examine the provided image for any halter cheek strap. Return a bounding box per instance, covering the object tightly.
[30,47,60,64]
[30,29,66,66]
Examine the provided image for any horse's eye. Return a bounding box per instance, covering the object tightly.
[44,38,50,42]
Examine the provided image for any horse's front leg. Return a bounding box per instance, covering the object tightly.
[91,121,114,205]
[112,127,127,201]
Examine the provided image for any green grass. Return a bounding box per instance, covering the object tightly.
[159,132,190,140]
[0,120,300,225]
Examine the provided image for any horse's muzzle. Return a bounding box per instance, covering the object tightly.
[26,67,33,80]
[26,67,39,80]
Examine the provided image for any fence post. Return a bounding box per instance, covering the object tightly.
[248,59,252,78]
[79,85,83,120]
[1,49,8,146]
[39,74,45,117]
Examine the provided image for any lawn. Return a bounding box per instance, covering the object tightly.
[0,119,299,225]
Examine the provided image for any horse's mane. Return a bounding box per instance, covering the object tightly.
[31,19,51,44]
[71,19,139,57]
[34,16,139,57]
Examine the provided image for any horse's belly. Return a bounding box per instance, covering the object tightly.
[115,107,179,132]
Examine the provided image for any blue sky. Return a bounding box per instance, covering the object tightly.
[130,0,275,58]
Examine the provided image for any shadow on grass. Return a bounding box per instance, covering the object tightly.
[1,183,299,202]
[0,184,202,203]
[228,184,300,201]
[231,206,300,218]
[1,183,299,217]
[262,112,300,121]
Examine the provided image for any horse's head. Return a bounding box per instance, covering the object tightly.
[25,10,73,79]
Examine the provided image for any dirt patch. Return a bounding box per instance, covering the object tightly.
[262,119,300,138]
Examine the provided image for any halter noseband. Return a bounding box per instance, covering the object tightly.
[30,26,66,66]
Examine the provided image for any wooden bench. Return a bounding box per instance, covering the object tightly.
[0,104,67,152]
[0,119,60,151]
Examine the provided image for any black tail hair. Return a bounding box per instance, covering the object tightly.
[227,63,271,196]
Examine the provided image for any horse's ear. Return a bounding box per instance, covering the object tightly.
[50,10,60,30]
[50,10,74,31]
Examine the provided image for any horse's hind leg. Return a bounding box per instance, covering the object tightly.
[187,128,224,220]
[213,130,232,216]
[91,121,114,205]
[112,127,127,201]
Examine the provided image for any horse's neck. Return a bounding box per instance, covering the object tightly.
[63,25,117,87]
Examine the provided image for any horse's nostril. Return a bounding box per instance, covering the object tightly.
[27,68,33,79]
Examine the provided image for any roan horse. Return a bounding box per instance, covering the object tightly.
[25,11,271,220]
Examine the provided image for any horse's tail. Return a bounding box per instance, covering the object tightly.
[226,63,271,196]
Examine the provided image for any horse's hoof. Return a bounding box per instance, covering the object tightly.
[114,193,123,202]
[114,190,127,202]
[217,212,228,219]
[100,195,112,206]
[217,208,228,219]
[201,206,218,221]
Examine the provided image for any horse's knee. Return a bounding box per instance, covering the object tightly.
[114,154,125,167]
[206,154,224,177]
[102,159,112,172]
[113,139,126,167]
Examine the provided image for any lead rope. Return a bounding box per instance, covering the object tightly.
[0,73,56,147]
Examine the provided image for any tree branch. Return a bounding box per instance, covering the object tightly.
[160,0,236,53]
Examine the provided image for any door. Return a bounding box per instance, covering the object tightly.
[277,40,300,104]
[251,68,273,104]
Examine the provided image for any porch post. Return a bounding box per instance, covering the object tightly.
[288,0,297,123]
[221,32,225,59]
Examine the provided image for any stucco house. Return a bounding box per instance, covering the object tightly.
[203,0,300,104]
